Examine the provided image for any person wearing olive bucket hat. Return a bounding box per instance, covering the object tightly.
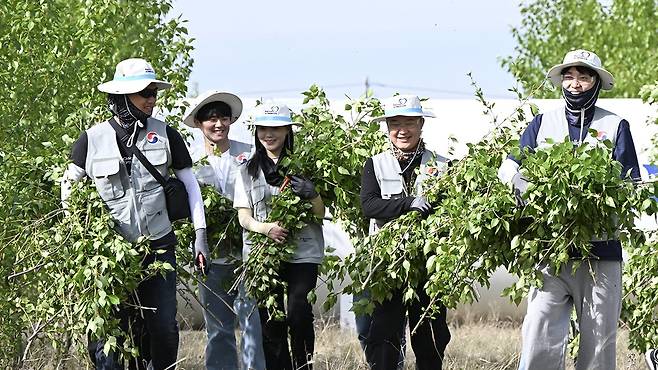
[233,103,325,370]
[497,50,640,370]
[182,91,266,370]
[61,58,209,370]
[360,94,451,370]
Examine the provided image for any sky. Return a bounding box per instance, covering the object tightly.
[170,0,523,101]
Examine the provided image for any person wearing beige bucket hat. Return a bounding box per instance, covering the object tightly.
[61,58,209,370]
[182,91,266,370]
[233,103,325,370]
[497,49,640,370]
[360,94,451,370]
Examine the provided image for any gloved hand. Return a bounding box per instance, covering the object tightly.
[194,228,210,275]
[290,175,319,200]
[511,172,530,207]
[410,196,432,218]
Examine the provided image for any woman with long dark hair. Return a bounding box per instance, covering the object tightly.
[233,103,325,370]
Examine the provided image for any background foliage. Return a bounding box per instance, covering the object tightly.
[0,0,193,366]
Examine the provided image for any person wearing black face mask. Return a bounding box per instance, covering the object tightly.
[61,58,208,370]
[497,50,640,370]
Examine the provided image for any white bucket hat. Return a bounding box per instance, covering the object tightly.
[372,95,436,123]
[183,90,243,128]
[249,103,301,127]
[546,49,615,90]
[98,58,172,94]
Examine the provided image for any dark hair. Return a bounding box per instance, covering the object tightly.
[246,126,294,179]
[561,65,598,78]
[195,101,232,122]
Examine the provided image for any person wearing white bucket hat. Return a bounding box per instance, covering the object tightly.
[233,103,325,370]
[360,94,451,370]
[182,91,266,370]
[497,49,640,370]
[61,58,209,370]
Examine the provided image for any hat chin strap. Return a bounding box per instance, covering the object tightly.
[124,95,145,148]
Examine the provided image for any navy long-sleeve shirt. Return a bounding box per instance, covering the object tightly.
[513,110,640,179]
[512,108,640,261]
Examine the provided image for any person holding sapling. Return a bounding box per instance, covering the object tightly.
[360,94,451,370]
[497,49,640,370]
[233,103,325,370]
[61,58,208,370]
[182,90,265,370]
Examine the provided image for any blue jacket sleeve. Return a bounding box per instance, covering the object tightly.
[612,119,640,180]
[508,114,543,164]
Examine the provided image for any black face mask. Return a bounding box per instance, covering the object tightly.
[259,149,289,187]
[107,94,150,128]
[562,77,601,112]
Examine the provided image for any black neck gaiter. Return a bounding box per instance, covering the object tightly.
[259,147,289,187]
[107,94,150,128]
[562,77,601,113]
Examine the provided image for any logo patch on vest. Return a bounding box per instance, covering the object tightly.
[146,131,159,144]
[236,152,248,164]
[426,166,440,176]
[596,131,608,141]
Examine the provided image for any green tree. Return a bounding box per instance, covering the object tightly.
[0,0,193,366]
[501,0,658,98]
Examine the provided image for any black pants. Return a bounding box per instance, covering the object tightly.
[259,262,318,370]
[88,247,179,370]
[364,284,451,370]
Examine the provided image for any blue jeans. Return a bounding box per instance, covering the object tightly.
[88,247,179,370]
[354,291,407,370]
[199,263,266,370]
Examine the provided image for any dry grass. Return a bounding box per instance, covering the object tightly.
[27,320,647,369]
[176,319,646,370]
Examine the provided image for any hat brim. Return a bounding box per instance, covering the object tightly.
[98,79,172,94]
[183,91,243,128]
[546,61,614,90]
[247,120,302,127]
[371,110,436,123]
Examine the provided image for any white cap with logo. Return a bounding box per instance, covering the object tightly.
[249,103,302,127]
[546,49,614,90]
[372,95,436,123]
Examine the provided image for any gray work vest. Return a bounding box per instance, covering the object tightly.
[369,149,449,234]
[194,140,252,201]
[536,107,621,149]
[85,118,172,243]
[238,166,325,264]
[194,140,252,264]
[535,106,623,242]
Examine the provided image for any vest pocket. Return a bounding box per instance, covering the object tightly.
[141,148,168,191]
[380,177,404,199]
[294,225,323,260]
[92,158,125,201]
[141,189,170,237]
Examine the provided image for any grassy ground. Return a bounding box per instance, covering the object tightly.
[178,319,647,370]
[27,320,647,369]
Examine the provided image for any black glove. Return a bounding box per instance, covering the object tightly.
[511,173,530,207]
[410,196,432,218]
[290,175,319,200]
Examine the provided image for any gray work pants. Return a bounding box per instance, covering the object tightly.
[518,260,622,370]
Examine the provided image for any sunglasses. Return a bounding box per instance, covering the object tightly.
[136,88,158,98]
